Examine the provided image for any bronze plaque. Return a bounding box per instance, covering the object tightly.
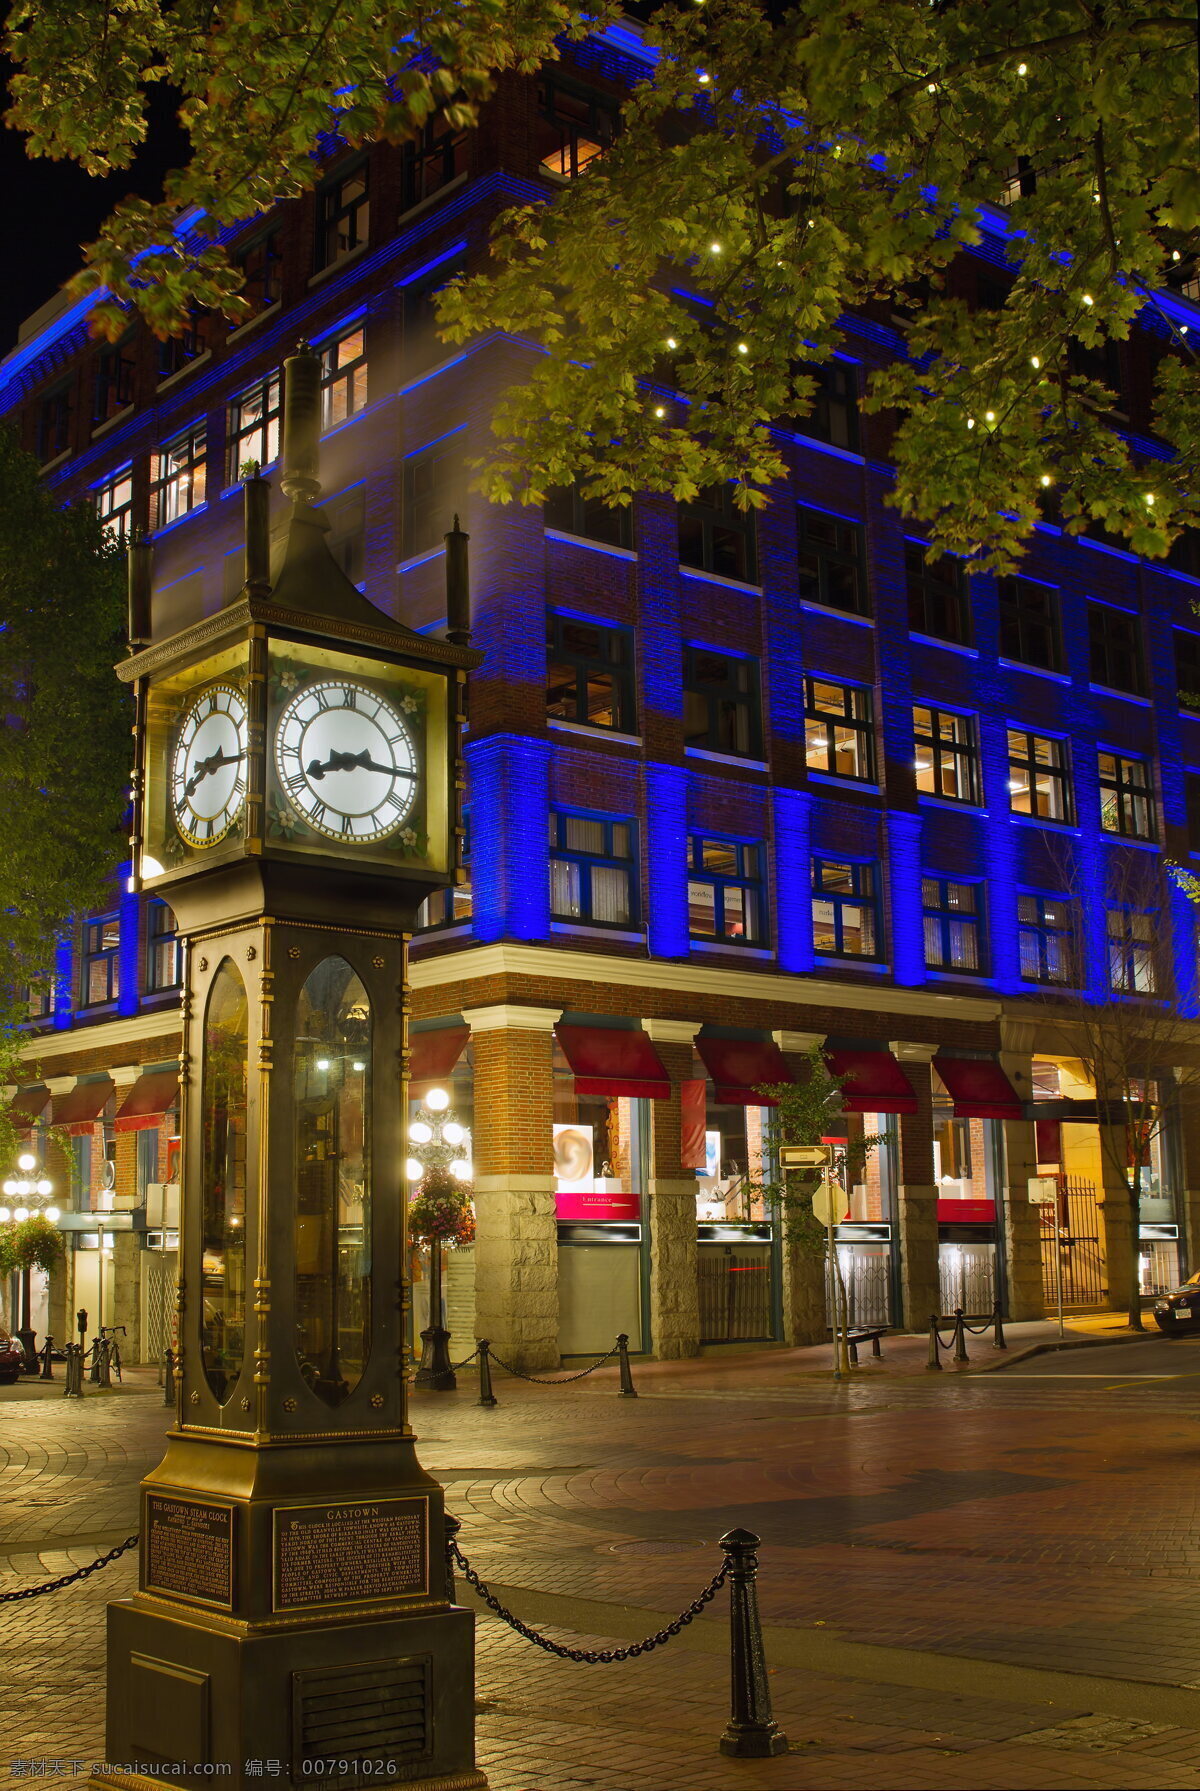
[144,1494,235,1610]
[273,1496,429,1611]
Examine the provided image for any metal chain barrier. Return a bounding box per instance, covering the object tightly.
[0,1535,138,1604]
[444,1343,481,1373]
[486,1341,618,1386]
[448,1537,727,1663]
[961,1301,1007,1349]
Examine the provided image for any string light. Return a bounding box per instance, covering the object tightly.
[737,341,749,354]
[698,72,710,85]
[654,406,666,418]
[666,336,677,349]
[1145,492,1156,506]
[985,409,996,422]
[926,82,937,94]
[1174,249,1182,262]
[1030,355,1041,369]
[709,241,722,254]
[1017,62,1028,76]
[1081,293,1094,306]
[966,416,975,429]
[1040,474,1053,487]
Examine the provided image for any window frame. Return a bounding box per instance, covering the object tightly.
[913,705,981,805]
[316,155,370,270]
[236,228,283,318]
[546,611,636,734]
[811,857,881,960]
[93,334,137,423]
[228,370,282,482]
[684,646,762,758]
[1098,751,1157,842]
[905,542,970,645]
[36,380,73,463]
[401,437,466,560]
[804,677,876,783]
[401,121,470,211]
[1107,907,1159,995]
[1017,892,1078,986]
[687,836,768,946]
[145,900,181,994]
[543,481,632,550]
[535,73,619,180]
[921,875,986,975]
[678,484,758,584]
[1006,729,1074,824]
[319,324,369,431]
[81,913,121,1009]
[796,506,869,616]
[1176,628,1200,709]
[549,809,638,929]
[998,575,1062,672]
[1088,601,1145,695]
[94,466,135,545]
[796,359,860,452]
[151,420,207,530]
[157,307,210,381]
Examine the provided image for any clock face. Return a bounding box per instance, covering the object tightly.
[171,683,248,847]
[274,679,418,843]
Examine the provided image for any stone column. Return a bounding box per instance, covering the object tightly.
[461,1004,560,1370]
[998,1031,1045,1320]
[1178,1082,1200,1282]
[643,1019,701,1359]
[890,1041,939,1329]
[772,1030,829,1344]
[1096,1118,1138,1317]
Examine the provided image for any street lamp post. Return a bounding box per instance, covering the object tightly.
[407,1087,474,1390]
[1,1151,60,1369]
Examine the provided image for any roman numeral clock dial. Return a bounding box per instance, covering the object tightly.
[171,683,249,847]
[273,679,418,843]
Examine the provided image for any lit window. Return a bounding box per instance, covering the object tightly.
[535,76,617,179]
[805,680,875,781]
[94,467,134,545]
[152,421,207,530]
[320,326,368,431]
[922,877,984,973]
[688,838,766,945]
[812,859,879,958]
[1007,730,1073,823]
[550,811,637,926]
[913,707,980,804]
[1098,752,1156,842]
[82,913,121,1007]
[228,371,282,481]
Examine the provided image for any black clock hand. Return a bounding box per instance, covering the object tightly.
[305,748,409,781]
[184,746,245,800]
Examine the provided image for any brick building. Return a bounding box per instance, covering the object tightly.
[4,19,1200,1365]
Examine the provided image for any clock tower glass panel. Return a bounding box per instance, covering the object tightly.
[200,959,248,1405]
[294,957,371,1407]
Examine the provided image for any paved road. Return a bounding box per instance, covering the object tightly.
[7,1351,1200,1788]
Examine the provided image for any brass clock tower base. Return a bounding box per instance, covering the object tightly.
[96,347,487,1791]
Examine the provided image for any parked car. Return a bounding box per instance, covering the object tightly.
[1154,1271,1200,1333]
[0,1336,26,1383]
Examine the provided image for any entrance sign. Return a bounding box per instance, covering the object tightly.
[1028,1176,1058,1205]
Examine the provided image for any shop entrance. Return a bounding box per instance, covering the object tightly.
[697,1230,773,1341]
[1039,1177,1105,1308]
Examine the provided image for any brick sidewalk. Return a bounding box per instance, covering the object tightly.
[4,1351,1200,1787]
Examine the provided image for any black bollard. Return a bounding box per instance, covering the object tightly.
[444,1511,461,1603]
[62,1343,83,1399]
[39,1337,53,1381]
[717,1529,788,1758]
[164,1347,176,1408]
[616,1332,637,1399]
[477,1340,498,1409]
[926,1314,943,1371]
[953,1307,969,1365]
[992,1300,1007,1351]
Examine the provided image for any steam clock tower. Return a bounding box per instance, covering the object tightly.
[95,347,485,1791]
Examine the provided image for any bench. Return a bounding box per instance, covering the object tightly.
[844,1326,888,1365]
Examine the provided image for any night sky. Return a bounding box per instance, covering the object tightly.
[0,79,185,356]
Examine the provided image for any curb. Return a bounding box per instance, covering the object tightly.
[974,1328,1160,1372]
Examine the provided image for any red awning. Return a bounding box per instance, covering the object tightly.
[52,1079,114,1135]
[938,1198,996,1224]
[933,1056,1022,1121]
[695,1036,794,1106]
[115,1071,179,1133]
[556,1024,670,1100]
[6,1086,49,1132]
[410,1025,470,1088]
[824,1049,917,1115]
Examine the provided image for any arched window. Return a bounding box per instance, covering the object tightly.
[293,958,371,1404]
[200,960,248,1403]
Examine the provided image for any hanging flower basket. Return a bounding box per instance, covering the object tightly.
[408,1167,475,1249]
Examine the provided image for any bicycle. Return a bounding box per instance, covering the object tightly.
[99,1325,126,1383]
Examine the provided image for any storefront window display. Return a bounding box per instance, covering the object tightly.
[553,1044,645,1222]
[931,1066,1003,1314]
[694,1099,770,1221]
[830,1114,897,1329]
